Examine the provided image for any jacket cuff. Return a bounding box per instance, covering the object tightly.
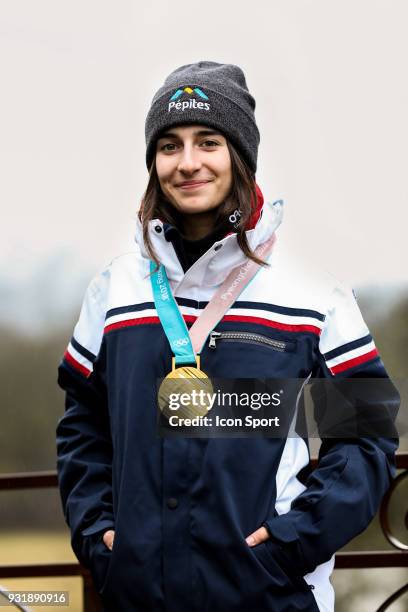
[76,520,115,569]
[262,515,308,576]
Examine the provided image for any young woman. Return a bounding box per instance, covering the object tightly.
[56,61,398,612]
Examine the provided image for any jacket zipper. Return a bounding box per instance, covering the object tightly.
[208,331,288,352]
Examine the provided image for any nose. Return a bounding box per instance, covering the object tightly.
[177,143,202,174]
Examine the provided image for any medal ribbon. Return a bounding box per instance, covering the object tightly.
[150,233,277,367]
[150,262,196,365]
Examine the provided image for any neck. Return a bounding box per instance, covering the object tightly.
[181,211,217,240]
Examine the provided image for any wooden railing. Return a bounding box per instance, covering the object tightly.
[0,453,407,611]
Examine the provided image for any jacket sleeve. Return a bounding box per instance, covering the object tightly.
[56,269,115,567]
[263,279,399,576]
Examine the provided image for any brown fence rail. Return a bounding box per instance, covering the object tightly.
[0,453,407,612]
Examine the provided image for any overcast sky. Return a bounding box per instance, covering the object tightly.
[1,0,407,304]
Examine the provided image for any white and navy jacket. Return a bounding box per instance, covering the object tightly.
[56,191,398,612]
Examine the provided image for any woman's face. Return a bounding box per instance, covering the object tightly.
[155,124,232,217]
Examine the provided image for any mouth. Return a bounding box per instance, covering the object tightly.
[176,180,212,191]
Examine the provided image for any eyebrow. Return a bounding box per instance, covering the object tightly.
[158,129,223,139]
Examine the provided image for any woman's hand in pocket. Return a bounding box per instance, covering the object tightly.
[245,525,269,547]
[103,529,115,551]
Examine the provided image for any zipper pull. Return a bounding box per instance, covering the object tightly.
[208,331,222,349]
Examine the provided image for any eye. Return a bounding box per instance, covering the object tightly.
[201,140,219,147]
[159,142,178,152]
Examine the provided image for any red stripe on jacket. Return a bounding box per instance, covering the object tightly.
[64,349,92,378]
[104,313,321,335]
[330,348,379,375]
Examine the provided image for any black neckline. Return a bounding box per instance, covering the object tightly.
[163,221,231,272]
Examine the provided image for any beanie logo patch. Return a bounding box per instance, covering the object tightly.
[168,86,210,113]
[170,87,209,101]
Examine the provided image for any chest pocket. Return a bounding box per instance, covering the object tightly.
[208,331,297,353]
[203,329,300,379]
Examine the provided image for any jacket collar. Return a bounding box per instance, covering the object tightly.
[134,186,283,293]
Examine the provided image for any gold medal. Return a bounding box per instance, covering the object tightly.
[158,355,214,421]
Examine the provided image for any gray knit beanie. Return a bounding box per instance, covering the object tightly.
[145,61,260,173]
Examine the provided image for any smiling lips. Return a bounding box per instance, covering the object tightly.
[176,180,212,190]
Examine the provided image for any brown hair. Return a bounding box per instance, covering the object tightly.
[138,139,270,271]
